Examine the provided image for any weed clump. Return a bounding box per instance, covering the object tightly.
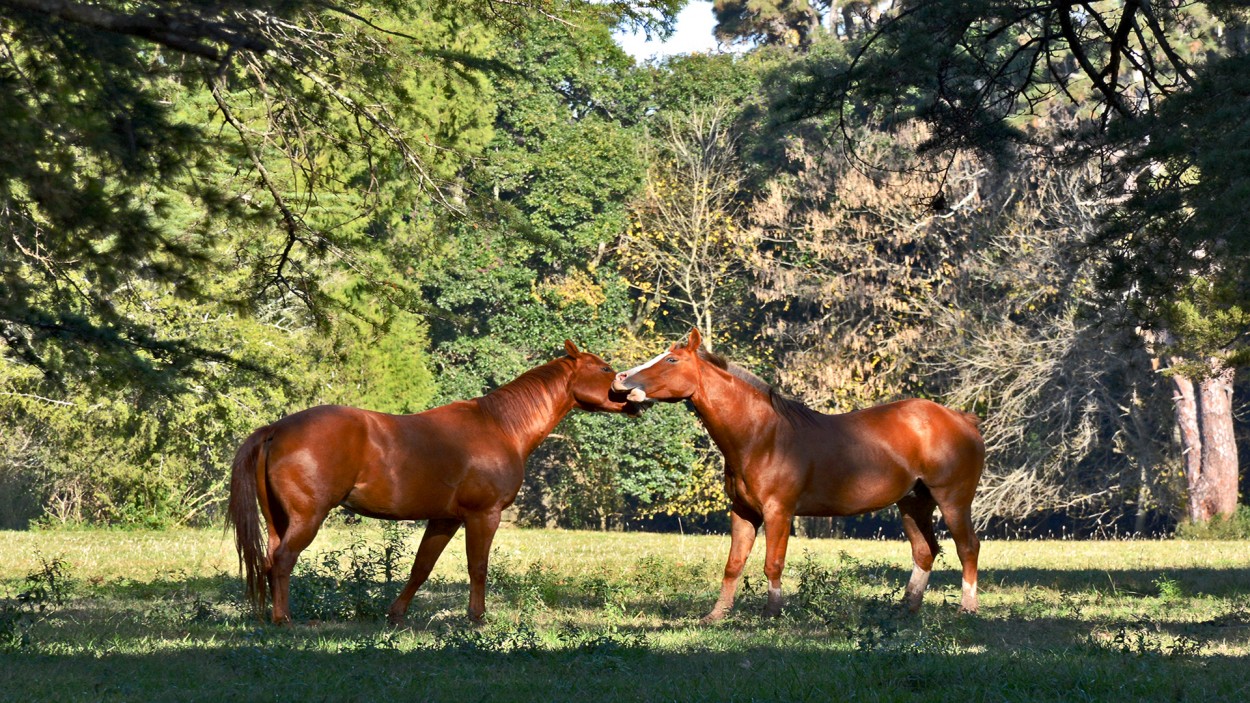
[288,522,413,621]
[789,550,964,655]
[1174,506,1250,540]
[1085,616,1205,657]
[1,552,71,651]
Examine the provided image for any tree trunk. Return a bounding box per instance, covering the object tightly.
[1168,364,1240,522]
[1196,367,1239,519]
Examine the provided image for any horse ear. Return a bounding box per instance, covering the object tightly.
[564,340,581,358]
[687,328,703,351]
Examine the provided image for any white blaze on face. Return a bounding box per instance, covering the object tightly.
[620,351,671,378]
[616,351,670,402]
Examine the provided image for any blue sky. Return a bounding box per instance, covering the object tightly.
[614,1,721,62]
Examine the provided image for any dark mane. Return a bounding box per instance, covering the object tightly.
[694,348,822,427]
[477,356,571,436]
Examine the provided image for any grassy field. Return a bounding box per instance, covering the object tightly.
[2,524,1248,702]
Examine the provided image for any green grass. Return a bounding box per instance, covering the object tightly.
[2,525,1248,701]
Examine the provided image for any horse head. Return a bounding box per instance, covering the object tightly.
[564,340,644,416]
[610,328,705,404]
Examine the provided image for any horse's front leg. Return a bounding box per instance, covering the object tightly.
[761,507,794,618]
[387,518,462,626]
[703,507,761,623]
[463,508,502,623]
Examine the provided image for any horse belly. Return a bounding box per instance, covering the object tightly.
[342,445,474,519]
[794,462,916,517]
[341,475,459,520]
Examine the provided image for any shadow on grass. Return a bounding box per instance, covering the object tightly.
[1,629,1247,703]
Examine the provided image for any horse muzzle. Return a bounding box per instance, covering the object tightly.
[611,373,631,394]
[612,373,648,403]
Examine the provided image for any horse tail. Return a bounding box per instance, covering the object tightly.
[960,411,983,431]
[226,425,273,618]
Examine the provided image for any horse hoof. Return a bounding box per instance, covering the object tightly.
[700,611,726,625]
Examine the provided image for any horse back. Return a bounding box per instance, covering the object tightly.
[789,399,983,515]
[264,404,510,520]
[862,399,984,489]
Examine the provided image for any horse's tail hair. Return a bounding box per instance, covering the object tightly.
[226,425,273,619]
[960,411,983,430]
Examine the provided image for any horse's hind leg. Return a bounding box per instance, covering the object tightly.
[934,497,980,613]
[387,518,462,627]
[463,508,502,623]
[268,510,328,624]
[703,507,761,623]
[896,487,940,612]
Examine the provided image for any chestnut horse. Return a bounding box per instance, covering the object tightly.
[613,329,984,620]
[228,341,634,624]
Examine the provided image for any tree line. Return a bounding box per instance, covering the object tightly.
[0,0,1244,534]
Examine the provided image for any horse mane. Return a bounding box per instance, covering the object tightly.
[693,347,823,427]
[476,356,571,437]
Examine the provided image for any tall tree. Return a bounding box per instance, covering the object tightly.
[0,0,498,386]
[782,0,1250,522]
[621,102,751,349]
[0,0,683,386]
[713,0,825,47]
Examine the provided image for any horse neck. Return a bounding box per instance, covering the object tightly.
[478,358,576,458]
[689,363,783,467]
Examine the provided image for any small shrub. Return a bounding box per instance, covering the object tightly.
[1153,575,1183,602]
[144,576,222,626]
[288,523,413,621]
[791,550,860,624]
[557,624,648,670]
[19,553,72,609]
[1175,506,1250,540]
[558,624,648,654]
[1,552,72,651]
[582,573,634,618]
[488,553,552,615]
[0,602,31,651]
[431,618,543,654]
[1087,616,1205,657]
[1203,600,1250,628]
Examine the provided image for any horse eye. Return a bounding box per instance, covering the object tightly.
[666,357,678,363]
[601,366,612,373]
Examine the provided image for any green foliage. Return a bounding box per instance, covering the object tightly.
[0,283,306,527]
[0,552,71,652]
[326,310,438,414]
[713,0,823,47]
[476,10,647,259]
[0,2,500,528]
[532,403,709,528]
[1088,617,1205,658]
[1153,575,1184,602]
[0,1,496,384]
[645,52,764,112]
[430,618,544,653]
[1174,505,1250,540]
[1102,51,1250,342]
[288,522,414,621]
